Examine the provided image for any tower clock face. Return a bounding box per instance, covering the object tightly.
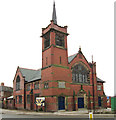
[55,32,64,47]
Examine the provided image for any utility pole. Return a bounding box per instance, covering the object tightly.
[92,55,95,113]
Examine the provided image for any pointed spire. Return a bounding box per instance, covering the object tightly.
[52,1,57,24]
[92,55,93,63]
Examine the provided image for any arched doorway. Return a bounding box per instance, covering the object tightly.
[58,96,65,110]
[77,88,87,109]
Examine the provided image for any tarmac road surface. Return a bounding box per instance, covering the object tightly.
[0,108,115,120]
[1,113,115,120]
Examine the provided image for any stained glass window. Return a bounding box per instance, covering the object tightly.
[16,76,20,90]
[72,64,89,84]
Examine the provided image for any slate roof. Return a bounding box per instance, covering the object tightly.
[19,68,41,83]
[68,54,78,63]
[97,77,105,83]
[19,68,104,83]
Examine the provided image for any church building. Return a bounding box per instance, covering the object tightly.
[13,2,107,111]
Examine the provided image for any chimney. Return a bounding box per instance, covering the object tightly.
[1,82,4,86]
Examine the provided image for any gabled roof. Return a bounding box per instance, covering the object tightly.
[68,51,105,83]
[68,48,87,64]
[97,77,105,83]
[19,68,41,83]
[68,53,78,63]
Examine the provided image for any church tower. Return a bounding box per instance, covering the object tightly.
[41,2,68,68]
[41,2,71,111]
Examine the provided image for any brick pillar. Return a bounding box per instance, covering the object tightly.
[1,82,4,86]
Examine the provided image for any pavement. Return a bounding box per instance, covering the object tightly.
[1,109,88,116]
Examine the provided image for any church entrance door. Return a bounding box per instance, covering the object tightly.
[58,96,65,110]
[78,97,84,108]
[98,96,101,107]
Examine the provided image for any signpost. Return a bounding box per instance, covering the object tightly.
[36,97,45,111]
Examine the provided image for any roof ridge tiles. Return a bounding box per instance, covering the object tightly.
[19,67,41,82]
[19,67,40,71]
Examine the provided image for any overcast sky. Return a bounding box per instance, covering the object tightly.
[0,0,114,96]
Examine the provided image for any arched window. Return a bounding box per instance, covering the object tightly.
[16,75,20,90]
[72,64,90,84]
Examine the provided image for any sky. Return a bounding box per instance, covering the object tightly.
[0,0,114,96]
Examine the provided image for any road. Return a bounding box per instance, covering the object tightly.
[0,108,115,120]
[1,112,115,120]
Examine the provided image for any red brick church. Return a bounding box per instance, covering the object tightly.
[13,2,107,111]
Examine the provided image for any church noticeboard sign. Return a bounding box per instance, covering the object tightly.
[58,82,65,88]
[36,97,45,106]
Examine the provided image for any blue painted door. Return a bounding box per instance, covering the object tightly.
[98,97,101,107]
[58,96,65,110]
[78,97,84,108]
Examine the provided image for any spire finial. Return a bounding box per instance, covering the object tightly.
[52,1,57,24]
[79,46,81,51]
[78,46,82,54]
